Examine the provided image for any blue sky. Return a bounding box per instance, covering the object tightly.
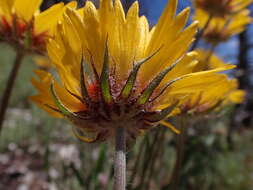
[139,0,192,25]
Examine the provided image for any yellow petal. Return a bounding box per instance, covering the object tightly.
[0,0,15,18]
[30,95,63,118]
[227,90,245,104]
[82,1,104,74]
[14,0,42,21]
[147,0,177,52]
[110,1,141,79]
[194,49,235,71]
[140,21,198,83]
[35,1,77,35]
[33,56,52,69]
[65,8,86,45]
[159,121,181,134]
[31,70,84,117]
[34,3,64,34]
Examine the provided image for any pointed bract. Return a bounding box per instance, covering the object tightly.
[100,42,113,104]
[50,82,76,117]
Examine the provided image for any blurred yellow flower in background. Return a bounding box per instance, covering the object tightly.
[0,0,77,53]
[224,80,245,105]
[193,49,235,71]
[33,56,52,70]
[180,76,245,114]
[31,0,234,143]
[194,8,252,44]
[180,49,245,114]
[193,0,253,17]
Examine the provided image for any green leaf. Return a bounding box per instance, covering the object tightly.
[92,144,106,182]
[100,43,113,104]
[120,48,162,99]
[70,163,85,187]
[137,58,182,105]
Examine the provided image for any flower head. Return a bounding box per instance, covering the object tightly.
[31,0,233,143]
[224,84,245,105]
[180,76,244,114]
[180,50,243,114]
[194,0,252,17]
[0,0,76,53]
[193,49,234,71]
[195,9,252,44]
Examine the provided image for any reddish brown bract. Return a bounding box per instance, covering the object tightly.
[195,0,233,17]
[0,15,48,54]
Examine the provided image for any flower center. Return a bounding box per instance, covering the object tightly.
[49,45,180,142]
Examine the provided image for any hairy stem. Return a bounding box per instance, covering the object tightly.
[114,127,126,190]
[0,51,24,134]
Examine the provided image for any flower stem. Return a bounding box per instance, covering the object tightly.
[0,51,24,134]
[114,127,126,190]
[204,44,217,65]
[190,14,213,51]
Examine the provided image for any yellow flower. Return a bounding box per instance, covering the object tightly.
[31,0,233,142]
[195,8,252,44]
[193,0,253,17]
[180,50,243,114]
[224,80,245,104]
[0,0,77,53]
[180,76,243,114]
[193,49,234,71]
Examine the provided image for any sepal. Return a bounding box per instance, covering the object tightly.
[72,127,108,143]
[50,82,77,117]
[151,76,187,102]
[144,101,178,122]
[120,47,162,99]
[72,127,99,143]
[100,42,113,104]
[159,121,180,134]
[80,57,91,101]
[137,58,182,105]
